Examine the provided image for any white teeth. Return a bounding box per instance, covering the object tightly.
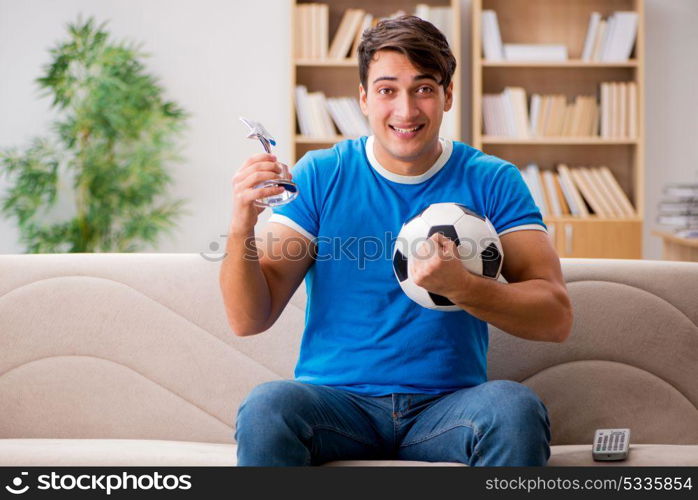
[392,125,420,133]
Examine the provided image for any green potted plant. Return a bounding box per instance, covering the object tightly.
[0,17,188,253]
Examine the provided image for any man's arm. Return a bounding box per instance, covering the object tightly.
[410,230,573,343]
[220,222,315,336]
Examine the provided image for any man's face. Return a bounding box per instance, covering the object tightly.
[359,50,453,165]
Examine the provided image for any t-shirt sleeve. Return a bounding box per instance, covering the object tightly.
[485,163,547,236]
[267,152,321,241]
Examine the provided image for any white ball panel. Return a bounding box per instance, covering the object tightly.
[420,202,466,228]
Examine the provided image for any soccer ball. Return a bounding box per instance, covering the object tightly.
[392,202,504,311]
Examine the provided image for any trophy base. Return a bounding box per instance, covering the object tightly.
[253,179,299,208]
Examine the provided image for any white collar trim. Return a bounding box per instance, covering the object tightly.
[365,135,453,184]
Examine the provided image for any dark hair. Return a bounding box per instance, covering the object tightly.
[358,15,456,91]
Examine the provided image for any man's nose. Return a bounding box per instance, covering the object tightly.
[394,93,420,120]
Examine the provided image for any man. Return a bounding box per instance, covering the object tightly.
[220,16,572,466]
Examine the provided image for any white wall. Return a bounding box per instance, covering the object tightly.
[0,0,292,256]
[0,0,696,258]
[643,0,698,258]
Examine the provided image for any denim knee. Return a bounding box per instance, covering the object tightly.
[235,380,310,439]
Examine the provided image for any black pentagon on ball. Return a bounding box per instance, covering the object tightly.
[481,242,502,278]
[427,225,460,246]
[393,248,409,282]
[429,291,455,306]
[455,203,486,221]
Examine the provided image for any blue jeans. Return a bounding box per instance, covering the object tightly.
[235,379,551,466]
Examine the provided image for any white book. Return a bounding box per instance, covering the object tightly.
[294,85,312,136]
[326,98,351,137]
[589,167,624,217]
[608,12,638,61]
[351,13,373,58]
[543,170,562,216]
[501,90,517,137]
[317,93,337,136]
[600,166,636,216]
[319,3,329,59]
[482,94,498,136]
[307,93,324,137]
[590,19,607,61]
[600,14,617,62]
[582,12,602,61]
[525,164,548,217]
[529,94,541,137]
[307,92,335,137]
[558,164,589,217]
[481,10,504,61]
[328,9,364,60]
[619,82,627,138]
[557,167,580,216]
[504,44,568,61]
[507,87,529,138]
[628,82,637,139]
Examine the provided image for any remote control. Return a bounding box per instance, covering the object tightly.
[592,428,630,461]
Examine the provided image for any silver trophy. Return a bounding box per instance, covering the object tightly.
[239,116,298,207]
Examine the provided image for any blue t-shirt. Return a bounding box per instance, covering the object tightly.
[269,136,546,396]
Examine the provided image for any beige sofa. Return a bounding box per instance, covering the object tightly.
[1,253,697,466]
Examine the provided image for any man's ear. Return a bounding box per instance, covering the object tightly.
[359,84,368,116]
[443,81,454,112]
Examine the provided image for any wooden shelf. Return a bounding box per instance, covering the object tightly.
[482,136,638,145]
[652,230,698,261]
[482,59,638,68]
[472,0,645,259]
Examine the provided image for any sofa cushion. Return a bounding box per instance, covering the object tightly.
[2,439,697,467]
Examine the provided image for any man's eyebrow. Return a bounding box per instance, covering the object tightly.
[372,74,439,85]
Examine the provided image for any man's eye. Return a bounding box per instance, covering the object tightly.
[417,86,433,94]
[378,88,393,95]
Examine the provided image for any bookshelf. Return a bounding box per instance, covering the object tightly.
[472,0,645,259]
[290,0,462,163]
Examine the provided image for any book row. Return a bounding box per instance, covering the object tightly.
[295,85,370,138]
[521,164,636,219]
[294,4,452,61]
[483,82,638,139]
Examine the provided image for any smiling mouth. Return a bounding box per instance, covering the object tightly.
[389,124,425,135]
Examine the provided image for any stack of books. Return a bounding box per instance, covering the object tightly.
[482,9,638,62]
[581,11,639,62]
[296,5,453,61]
[294,5,372,60]
[482,83,637,139]
[520,164,636,218]
[294,3,329,60]
[295,85,370,138]
[657,183,698,234]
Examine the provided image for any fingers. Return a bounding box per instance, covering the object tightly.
[241,153,276,169]
[241,184,286,205]
[235,169,283,192]
[416,233,458,260]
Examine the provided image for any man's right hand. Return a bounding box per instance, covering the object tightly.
[230,153,292,235]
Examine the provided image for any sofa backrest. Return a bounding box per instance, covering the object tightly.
[488,258,698,446]
[0,254,696,446]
